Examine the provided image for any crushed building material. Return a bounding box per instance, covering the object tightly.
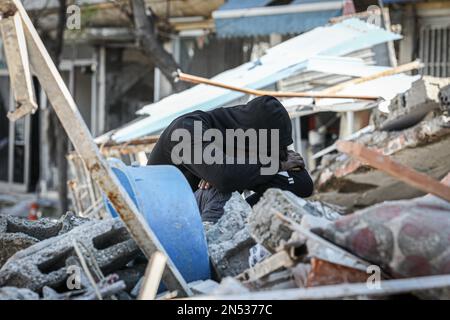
[314,173,450,299]
[248,189,341,252]
[306,258,369,287]
[0,212,89,267]
[193,274,450,300]
[439,84,450,113]
[206,193,254,279]
[0,286,39,300]
[0,218,140,293]
[313,115,450,212]
[336,140,450,202]
[378,76,450,131]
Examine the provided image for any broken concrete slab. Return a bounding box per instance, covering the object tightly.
[379,76,450,131]
[313,116,450,212]
[0,212,90,268]
[248,189,340,253]
[0,218,139,293]
[206,192,254,279]
[0,233,38,267]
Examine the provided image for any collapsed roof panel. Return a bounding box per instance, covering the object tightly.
[100,19,401,143]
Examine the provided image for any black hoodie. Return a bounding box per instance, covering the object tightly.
[148,95,293,192]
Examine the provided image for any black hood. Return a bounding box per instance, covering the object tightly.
[206,95,293,148]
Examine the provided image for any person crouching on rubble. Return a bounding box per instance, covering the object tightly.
[148,95,313,224]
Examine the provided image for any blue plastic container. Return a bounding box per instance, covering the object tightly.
[104,159,211,284]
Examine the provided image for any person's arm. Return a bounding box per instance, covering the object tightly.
[246,169,314,206]
[182,153,275,193]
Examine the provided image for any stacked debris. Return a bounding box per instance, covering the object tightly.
[311,76,450,213]
[200,174,450,300]
[191,76,450,300]
[0,213,146,300]
[1,75,450,300]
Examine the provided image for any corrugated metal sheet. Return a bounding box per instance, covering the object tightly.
[214,9,342,37]
[213,1,345,37]
[97,19,401,143]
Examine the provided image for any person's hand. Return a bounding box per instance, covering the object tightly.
[198,179,211,190]
[280,150,305,172]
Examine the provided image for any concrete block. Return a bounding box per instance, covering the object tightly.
[0,212,89,268]
[0,218,139,293]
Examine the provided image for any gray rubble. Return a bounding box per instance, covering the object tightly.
[0,212,89,267]
[379,76,450,131]
[248,189,340,252]
[0,287,40,300]
[0,218,139,293]
[206,192,255,279]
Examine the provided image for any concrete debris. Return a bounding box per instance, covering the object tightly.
[211,277,251,296]
[379,76,450,131]
[439,84,450,113]
[189,279,220,295]
[248,189,341,252]
[313,115,450,212]
[0,218,140,293]
[0,287,40,300]
[248,244,271,268]
[0,212,89,268]
[206,192,255,279]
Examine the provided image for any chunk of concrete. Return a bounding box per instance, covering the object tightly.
[381,76,450,131]
[0,287,39,300]
[0,218,139,293]
[0,212,90,268]
[206,192,255,279]
[248,189,339,252]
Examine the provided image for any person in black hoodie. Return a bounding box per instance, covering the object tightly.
[148,95,313,223]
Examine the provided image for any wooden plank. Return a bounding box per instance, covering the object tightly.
[336,140,450,202]
[10,0,192,296]
[139,251,168,300]
[237,250,294,282]
[177,72,380,101]
[0,12,37,121]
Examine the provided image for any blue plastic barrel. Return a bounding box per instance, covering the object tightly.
[104,159,211,284]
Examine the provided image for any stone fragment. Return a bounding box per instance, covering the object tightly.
[0,218,139,292]
[206,192,254,278]
[0,212,90,268]
[0,287,39,300]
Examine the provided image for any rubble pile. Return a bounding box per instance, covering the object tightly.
[1,75,449,300]
[0,214,145,300]
[311,77,450,213]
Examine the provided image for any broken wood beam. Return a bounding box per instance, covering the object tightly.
[336,140,450,202]
[0,12,37,121]
[139,251,168,300]
[176,71,380,101]
[10,0,192,296]
[237,250,295,282]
